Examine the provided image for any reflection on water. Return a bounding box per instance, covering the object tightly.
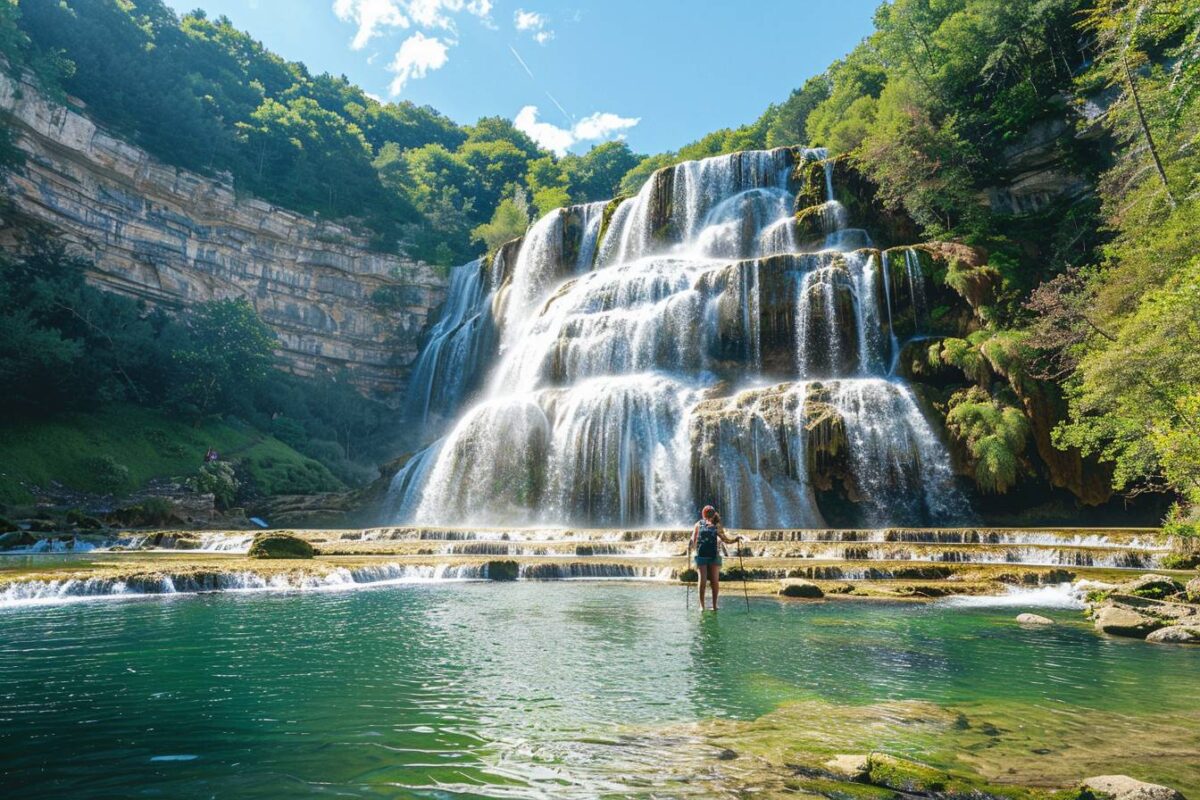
[0,583,1196,798]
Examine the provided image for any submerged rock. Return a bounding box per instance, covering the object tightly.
[1145,625,1200,645]
[1093,605,1164,638]
[823,754,869,781]
[864,754,950,793]
[1082,775,1186,800]
[1016,613,1054,625]
[779,579,824,599]
[248,532,315,560]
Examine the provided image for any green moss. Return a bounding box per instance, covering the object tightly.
[946,387,1031,494]
[786,774,899,800]
[248,532,315,559]
[863,754,950,793]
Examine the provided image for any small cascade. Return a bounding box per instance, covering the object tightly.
[392,146,973,529]
[824,379,968,525]
[405,258,497,424]
[690,384,823,529]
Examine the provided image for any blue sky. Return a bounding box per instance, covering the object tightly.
[161,0,881,155]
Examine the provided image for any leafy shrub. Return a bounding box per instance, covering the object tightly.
[80,455,131,494]
[945,387,1030,493]
[66,509,104,529]
[110,497,177,527]
[186,461,240,509]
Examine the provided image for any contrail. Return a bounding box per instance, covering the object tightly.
[508,45,535,80]
[545,91,571,123]
[509,44,572,125]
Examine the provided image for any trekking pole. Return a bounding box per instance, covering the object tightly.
[685,539,691,611]
[737,537,750,614]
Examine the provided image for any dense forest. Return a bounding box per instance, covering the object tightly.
[0,0,1197,531]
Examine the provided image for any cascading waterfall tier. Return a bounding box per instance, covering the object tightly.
[393,147,970,528]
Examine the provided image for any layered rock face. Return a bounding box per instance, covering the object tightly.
[0,73,445,396]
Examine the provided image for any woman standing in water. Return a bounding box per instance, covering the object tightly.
[692,506,742,611]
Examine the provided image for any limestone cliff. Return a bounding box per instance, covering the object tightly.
[0,72,446,397]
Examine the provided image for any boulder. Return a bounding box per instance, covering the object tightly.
[1145,625,1200,645]
[1016,613,1055,625]
[1081,775,1186,800]
[1186,577,1200,604]
[0,530,37,550]
[824,754,869,781]
[1120,574,1185,600]
[247,532,315,560]
[1093,605,1164,638]
[779,579,824,599]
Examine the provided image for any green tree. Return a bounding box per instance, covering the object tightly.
[472,194,530,252]
[170,298,276,418]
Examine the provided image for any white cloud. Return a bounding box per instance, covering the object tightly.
[514,105,640,156]
[514,8,553,44]
[334,0,410,50]
[388,33,451,95]
[333,0,492,49]
[514,9,544,30]
[573,111,641,141]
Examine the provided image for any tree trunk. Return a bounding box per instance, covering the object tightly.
[1123,54,1177,208]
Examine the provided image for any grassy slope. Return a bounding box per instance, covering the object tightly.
[0,404,342,506]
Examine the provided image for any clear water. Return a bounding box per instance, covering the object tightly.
[2,583,1197,798]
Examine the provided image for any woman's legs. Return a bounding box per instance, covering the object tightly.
[697,565,708,611]
[708,564,721,610]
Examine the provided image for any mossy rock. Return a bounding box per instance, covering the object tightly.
[248,532,315,560]
[0,517,17,533]
[678,568,698,583]
[865,754,953,793]
[780,578,824,598]
[1160,552,1200,570]
[0,530,37,550]
[485,560,519,581]
[1186,577,1200,604]
[1120,574,1184,600]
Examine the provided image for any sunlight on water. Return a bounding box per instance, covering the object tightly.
[1,583,1197,798]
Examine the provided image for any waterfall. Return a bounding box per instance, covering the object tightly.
[391,147,970,528]
[404,259,495,424]
[825,379,969,525]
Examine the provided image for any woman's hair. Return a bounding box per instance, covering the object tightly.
[712,511,722,526]
[702,505,716,520]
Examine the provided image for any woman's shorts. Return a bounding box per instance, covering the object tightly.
[694,555,722,568]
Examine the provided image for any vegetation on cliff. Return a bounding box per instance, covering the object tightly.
[1,0,642,267]
[0,238,392,500]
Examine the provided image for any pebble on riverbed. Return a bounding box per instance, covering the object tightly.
[1015,613,1054,625]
